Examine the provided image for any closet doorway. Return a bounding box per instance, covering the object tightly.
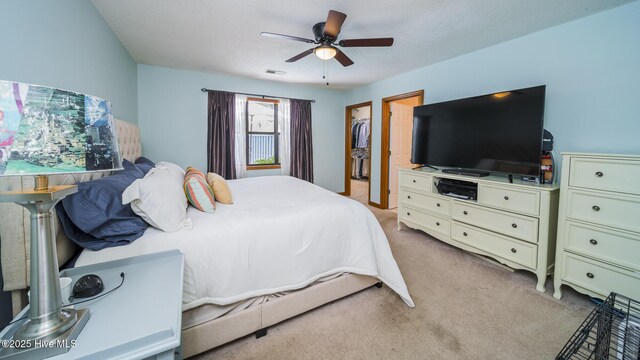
[381,90,424,209]
[343,101,372,204]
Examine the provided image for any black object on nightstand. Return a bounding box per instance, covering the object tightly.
[73,274,104,298]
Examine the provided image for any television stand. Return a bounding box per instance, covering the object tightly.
[398,168,559,293]
[441,168,490,177]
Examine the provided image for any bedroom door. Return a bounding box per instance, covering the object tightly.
[388,103,415,209]
[380,90,423,209]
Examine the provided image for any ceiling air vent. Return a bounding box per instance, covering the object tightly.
[266,69,286,75]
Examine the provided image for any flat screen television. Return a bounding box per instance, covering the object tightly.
[411,85,546,177]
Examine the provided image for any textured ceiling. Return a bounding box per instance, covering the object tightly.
[91,0,632,89]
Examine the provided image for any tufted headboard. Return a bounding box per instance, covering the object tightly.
[0,120,141,313]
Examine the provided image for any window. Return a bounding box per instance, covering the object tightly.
[246,98,279,168]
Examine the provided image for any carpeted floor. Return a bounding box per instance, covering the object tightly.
[193,180,594,359]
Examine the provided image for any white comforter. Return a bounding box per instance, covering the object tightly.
[76,176,414,310]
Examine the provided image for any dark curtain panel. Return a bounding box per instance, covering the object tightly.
[290,99,314,182]
[207,90,236,179]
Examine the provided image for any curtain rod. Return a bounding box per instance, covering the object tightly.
[200,88,316,103]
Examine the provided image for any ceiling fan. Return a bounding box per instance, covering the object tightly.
[261,10,394,67]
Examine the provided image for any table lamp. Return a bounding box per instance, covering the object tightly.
[0,80,123,359]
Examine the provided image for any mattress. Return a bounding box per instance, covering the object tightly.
[76,176,414,310]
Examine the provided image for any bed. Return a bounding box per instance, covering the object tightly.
[0,120,414,358]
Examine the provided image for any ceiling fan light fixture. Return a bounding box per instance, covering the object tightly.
[264,10,392,68]
[315,45,337,60]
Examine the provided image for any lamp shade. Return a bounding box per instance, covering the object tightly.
[0,80,122,176]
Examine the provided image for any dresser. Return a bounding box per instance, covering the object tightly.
[553,153,640,300]
[398,168,559,292]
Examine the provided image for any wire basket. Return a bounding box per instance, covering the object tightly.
[557,292,640,360]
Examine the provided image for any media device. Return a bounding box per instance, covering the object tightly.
[542,129,554,152]
[434,178,478,200]
[411,85,546,177]
[72,274,104,298]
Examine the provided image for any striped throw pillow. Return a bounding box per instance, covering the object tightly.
[184,167,216,213]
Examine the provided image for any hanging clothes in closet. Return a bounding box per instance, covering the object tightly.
[351,120,370,149]
[351,148,369,179]
[351,118,370,179]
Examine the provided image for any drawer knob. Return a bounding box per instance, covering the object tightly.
[407,195,411,199]
[595,171,603,177]
[589,239,598,245]
[512,223,518,228]
[463,211,468,215]
[511,248,517,253]
[586,272,595,279]
[436,222,440,226]
[504,196,509,200]
[413,179,416,183]
[592,205,600,212]
[436,203,441,207]
[463,232,468,236]
[406,212,411,216]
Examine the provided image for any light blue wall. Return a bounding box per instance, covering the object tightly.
[137,65,347,191]
[0,0,138,123]
[347,2,640,204]
[0,0,138,328]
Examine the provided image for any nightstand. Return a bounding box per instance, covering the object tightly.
[1,250,184,360]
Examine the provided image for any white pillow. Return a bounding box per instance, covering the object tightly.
[157,161,185,179]
[122,166,192,232]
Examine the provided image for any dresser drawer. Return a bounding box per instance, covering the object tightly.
[564,221,640,271]
[399,189,450,217]
[569,157,640,196]
[399,206,450,236]
[399,172,431,192]
[452,202,539,243]
[478,184,540,216]
[562,253,640,300]
[566,190,640,233]
[452,222,537,269]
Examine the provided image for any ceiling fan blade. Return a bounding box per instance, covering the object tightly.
[324,10,347,38]
[261,32,315,44]
[339,38,394,47]
[334,48,354,67]
[285,48,314,62]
